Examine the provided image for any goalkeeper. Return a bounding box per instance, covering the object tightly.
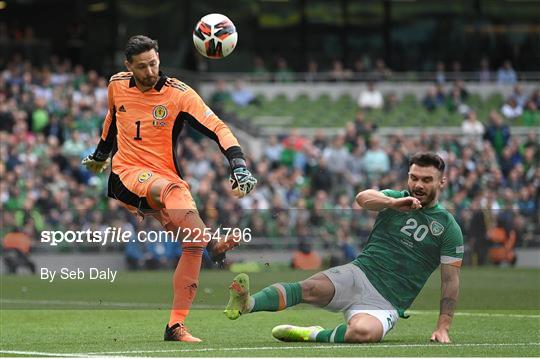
[225,153,462,344]
[82,35,256,342]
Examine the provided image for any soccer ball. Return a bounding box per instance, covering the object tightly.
[193,13,237,59]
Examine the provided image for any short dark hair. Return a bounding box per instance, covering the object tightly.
[125,35,159,62]
[408,152,445,174]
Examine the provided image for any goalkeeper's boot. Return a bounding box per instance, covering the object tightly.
[207,236,240,265]
[272,325,324,342]
[164,323,202,343]
[224,273,250,320]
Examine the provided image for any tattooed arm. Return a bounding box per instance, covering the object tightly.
[430,263,460,343]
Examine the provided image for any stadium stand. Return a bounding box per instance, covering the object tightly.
[1,56,539,269]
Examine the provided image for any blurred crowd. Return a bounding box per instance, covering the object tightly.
[1,56,539,271]
[242,56,524,84]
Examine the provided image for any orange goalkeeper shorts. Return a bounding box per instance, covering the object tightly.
[107,166,197,215]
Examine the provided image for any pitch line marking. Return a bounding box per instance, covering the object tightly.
[2,342,539,357]
[88,342,540,355]
[0,350,95,357]
[408,310,540,319]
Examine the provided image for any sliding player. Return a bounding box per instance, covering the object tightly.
[225,153,462,344]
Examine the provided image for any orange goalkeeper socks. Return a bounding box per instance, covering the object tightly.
[161,184,209,326]
[168,244,204,326]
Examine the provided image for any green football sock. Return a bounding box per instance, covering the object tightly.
[315,323,347,343]
[250,282,302,312]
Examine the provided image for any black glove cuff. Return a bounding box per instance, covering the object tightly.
[225,146,245,168]
[92,150,109,162]
[230,158,246,170]
[93,138,111,161]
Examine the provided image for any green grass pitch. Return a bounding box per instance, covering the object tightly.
[1,267,539,357]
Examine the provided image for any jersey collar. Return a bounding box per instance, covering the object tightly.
[128,71,168,92]
[153,72,167,92]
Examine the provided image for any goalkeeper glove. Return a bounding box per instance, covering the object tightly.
[81,154,110,174]
[229,159,257,198]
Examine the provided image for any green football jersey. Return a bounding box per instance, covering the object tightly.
[352,189,464,317]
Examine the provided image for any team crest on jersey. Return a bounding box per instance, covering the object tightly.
[429,221,444,236]
[153,105,168,120]
[138,171,153,183]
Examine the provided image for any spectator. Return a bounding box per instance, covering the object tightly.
[497,60,517,85]
[322,135,350,177]
[435,84,446,102]
[264,135,283,164]
[274,57,294,82]
[468,197,489,265]
[461,110,484,148]
[501,97,523,120]
[488,217,517,265]
[0,95,16,132]
[291,233,322,270]
[62,130,86,158]
[353,110,371,139]
[484,111,511,158]
[372,58,392,81]
[384,92,398,112]
[362,136,390,181]
[451,61,462,81]
[478,58,491,82]
[310,158,333,194]
[187,148,211,179]
[125,229,143,270]
[357,81,383,110]
[347,145,365,186]
[499,145,520,178]
[517,186,537,218]
[304,59,319,82]
[2,229,35,274]
[530,88,540,108]
[231,80,256,107]
[343,122,358,151]
[312,129,328,151]
[522,100,540,126]
[210,79,231,114]
[352,56,366,80]
[422,85,444,112]
[511,84,527,108]
[252,56,270,81]
[31,97,49,133]
[43,115,66,144]
[446,87,469,115]
[435,61,446,84]
[454,80,469,100]
[329,60,352,82]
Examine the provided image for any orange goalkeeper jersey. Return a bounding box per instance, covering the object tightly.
[94,71,242,177]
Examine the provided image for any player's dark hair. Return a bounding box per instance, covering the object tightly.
[125,35,159,62]
[408,152,445,174]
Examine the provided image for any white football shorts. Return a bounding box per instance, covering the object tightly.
[321,263,399,338]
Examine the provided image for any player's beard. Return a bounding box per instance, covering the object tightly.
[409,186,437,207]
[143,76,158,87]
[136,74,158,89]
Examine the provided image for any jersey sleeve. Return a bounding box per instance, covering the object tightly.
[381,189,407,198]
[440,219,464,267]
[93,83,117,161]
[181,88,244,162]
